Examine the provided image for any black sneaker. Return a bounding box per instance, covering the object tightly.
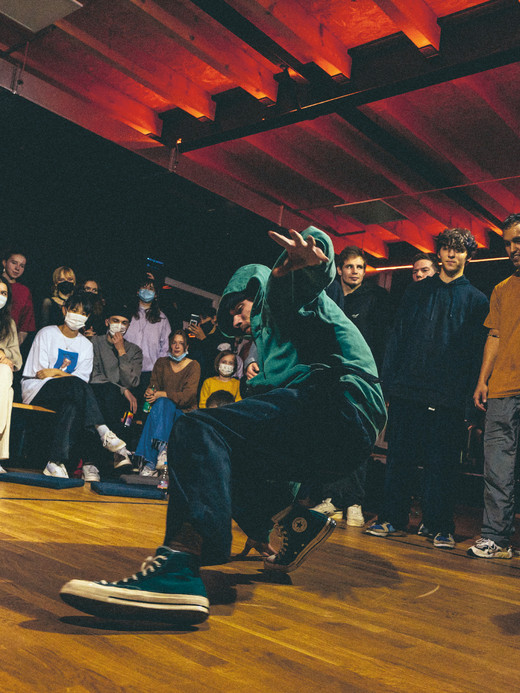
[60,548,209,624]
[417,523,434,538]
[264,504,336,573]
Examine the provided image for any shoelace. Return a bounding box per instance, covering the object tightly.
[273,523,289,555]
[100,554,167,585]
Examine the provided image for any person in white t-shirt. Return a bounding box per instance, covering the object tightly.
[22,291,130,480]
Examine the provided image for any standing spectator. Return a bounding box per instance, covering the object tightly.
[366,228,489,549]
[135,330,200,476]
[81,278,106,337]
[90,303,143,476]
[199,351,241,408]
[2,248,35,345]
[125,276,171,403]
[40,266,76,327]
[468,214,520,559]
[0,280,22,470]
[22,291,129,479]
[412,252,438,282]
[316,246,393,527]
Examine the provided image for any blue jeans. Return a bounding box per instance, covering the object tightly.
[380,397,464,534]
[164,376,375,565]
[481,396,520,545]
[135,398,184,470]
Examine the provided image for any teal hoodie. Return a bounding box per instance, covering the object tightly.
[217,227,387,442]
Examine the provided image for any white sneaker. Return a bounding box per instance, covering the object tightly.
[0,464,6,473]
[102,431,126,453]
[346,504,365,527]
[156,447,168,470]
[82,465,100,482]
[140,466,158,478]
[311,498,342,519]
[113,451,132,470]
[43,462,69,478]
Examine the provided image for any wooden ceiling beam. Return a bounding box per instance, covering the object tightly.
[0,55,157,148]
[371,0,440,52]
[374,97,517,226]
[224,0,351,78]
[126,0,278,102]
[55,19,215,120]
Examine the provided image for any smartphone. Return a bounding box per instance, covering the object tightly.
[190,314,200,326]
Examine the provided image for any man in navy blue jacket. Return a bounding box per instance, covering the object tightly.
[366,228,489,549]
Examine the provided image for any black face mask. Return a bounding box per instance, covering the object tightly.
[201,321,214,335]
[57,281,74,295]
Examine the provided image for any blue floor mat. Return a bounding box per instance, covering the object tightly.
[0,472,84,489]
[90,481,166,500]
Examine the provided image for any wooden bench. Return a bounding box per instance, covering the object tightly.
[12,403,56,414]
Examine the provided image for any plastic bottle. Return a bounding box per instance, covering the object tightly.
[142,386,154,413]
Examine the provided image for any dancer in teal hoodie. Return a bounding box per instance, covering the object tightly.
[61,227,387,626]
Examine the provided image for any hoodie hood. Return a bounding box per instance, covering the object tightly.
[217,264,270,338]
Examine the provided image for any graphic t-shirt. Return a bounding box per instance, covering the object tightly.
[21,325,93,403]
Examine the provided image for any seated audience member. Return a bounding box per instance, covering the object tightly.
[125,275,171,403]
[41,266,76,327]
[90,303,143,474]
[81,278,106,337]
[0,280,22,470]
[135,329,200,476]
[22,291,129,480]
[411,253,438,282]
[199,351,241,408]
[188,306,225,382]
[2,248,35,345]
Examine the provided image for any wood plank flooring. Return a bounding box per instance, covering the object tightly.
[0,481,518,692]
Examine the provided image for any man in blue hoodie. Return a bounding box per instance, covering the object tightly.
[366,228,488,549]
[60,227,387,625]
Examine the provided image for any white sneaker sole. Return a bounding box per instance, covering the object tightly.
[264,518,336,573]
[43,469,68,479]
[60,580,209,623]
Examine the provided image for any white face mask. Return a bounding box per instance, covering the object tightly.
[108,322,127,336]
[0,295,7,310]
[219,363,235,377]
[64,311,88,331]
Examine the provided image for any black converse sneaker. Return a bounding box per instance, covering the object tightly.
[264,504,336,573]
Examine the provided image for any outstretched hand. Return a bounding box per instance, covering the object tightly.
[269,229,329,278]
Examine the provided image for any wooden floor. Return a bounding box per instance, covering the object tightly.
[0,480,519,693]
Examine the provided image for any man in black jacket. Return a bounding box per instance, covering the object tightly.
[366,228,488,549]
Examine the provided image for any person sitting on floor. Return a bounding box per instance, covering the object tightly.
[135,329,200,477]
[89,302,143,477]
[22,290,130,480]
[40,266,76,328]
[0,279,22,471]
[199,350,241,408]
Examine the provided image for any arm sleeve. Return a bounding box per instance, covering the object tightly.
[165,360,201,409]
[243,341,258,370]
[265,228,336,316]
[199,378,212,408]
[118,344,143,392]
[2,320,22,371]
[158,316,171,359]
[149,359,161,391]
[18,288,36,332]
[233,379,242,402]
[74,340,93,383]
[23,329,49,376]
[484,287,499,331]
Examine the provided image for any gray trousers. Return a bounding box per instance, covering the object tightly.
[482,396,520,545]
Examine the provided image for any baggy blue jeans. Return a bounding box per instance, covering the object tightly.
[135,397,184,469]
[164,375,375,565]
